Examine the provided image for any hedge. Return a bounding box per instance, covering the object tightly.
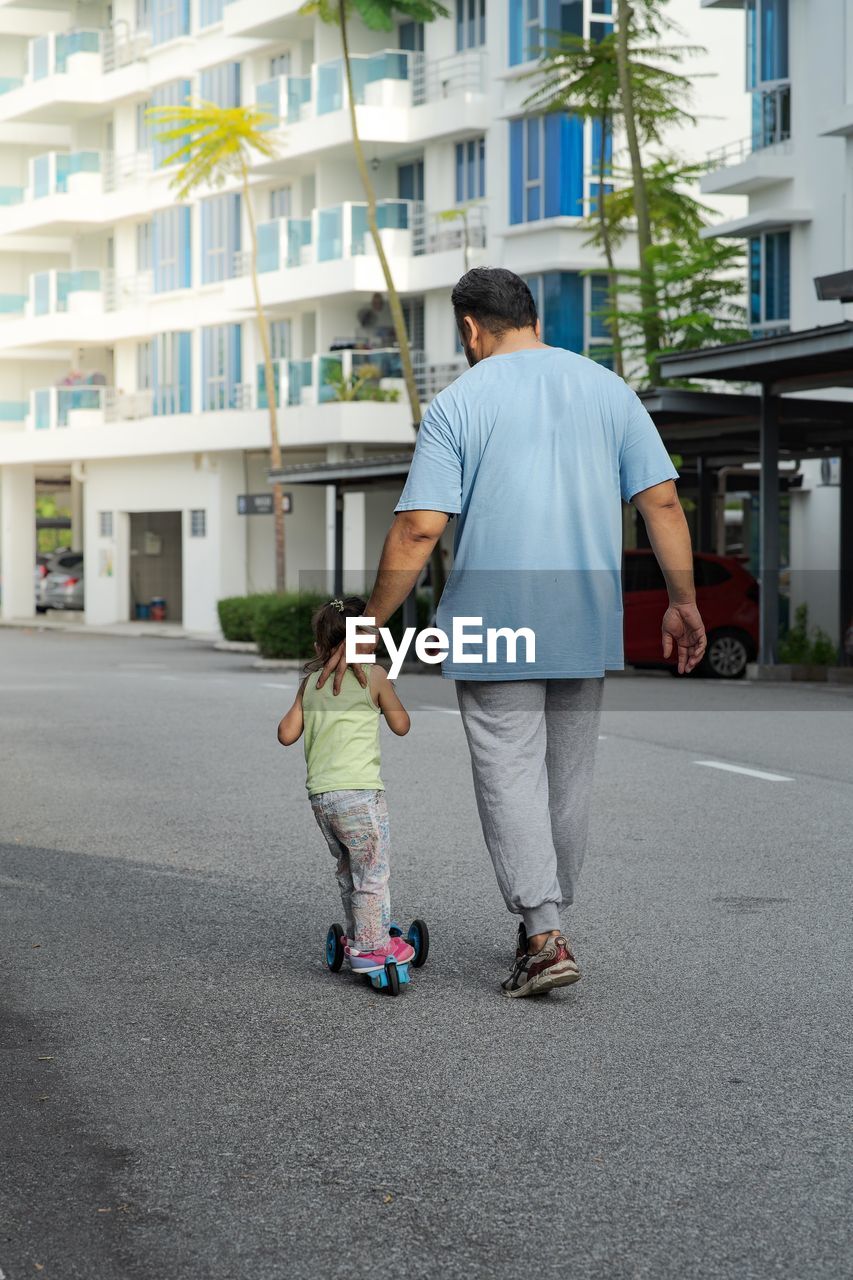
[217,594,275,642]
[217,591,435,659]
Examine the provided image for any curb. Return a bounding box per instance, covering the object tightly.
[214,640,259,654]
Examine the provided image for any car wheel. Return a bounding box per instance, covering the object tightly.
[702,629,751,679]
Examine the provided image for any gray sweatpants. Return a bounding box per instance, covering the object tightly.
[455,678,604,936]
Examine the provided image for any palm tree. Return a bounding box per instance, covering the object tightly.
[147,101,288,592]
[305,0,447,433]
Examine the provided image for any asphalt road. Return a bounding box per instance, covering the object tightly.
[1,629,851,1280]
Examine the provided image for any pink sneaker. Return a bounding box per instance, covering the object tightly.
[346,946,389,974]
[387,935,415,965]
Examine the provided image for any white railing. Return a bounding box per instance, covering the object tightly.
[706,132,793,170]
[413,204,487,257]
[30,384,155,429]
[101,23,151,73]
[104,270,152,311]
[415,50,487,104]
[103,150,153,192]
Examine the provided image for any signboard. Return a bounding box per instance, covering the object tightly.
[237,493,291,516]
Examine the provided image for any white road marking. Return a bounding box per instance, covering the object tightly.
[263,682,295,690]
[598,734,607,740]
[693,760,794,783]
[419,705,461,716]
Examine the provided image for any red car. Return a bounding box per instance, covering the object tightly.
[624,550,759,678]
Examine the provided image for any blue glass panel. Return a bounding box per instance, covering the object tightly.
[455,144,464,204]
[542,271,583,351]
[33,273,51,315]
[318,355,341,403]
[55,30,99,73]
[527,185,541,221]
[286,359,311,407]
[526,117,540,181]
[351,205,369,256]
[509,119,524,224]
[286,217,311,267]
[33,155,50,199]
[590,20,611,42]
[561,0,583,36]
[749,236,762,325]
[0,77,23,94]
[762,0,788,81]
[199,0,224,25]
[0,185,23,206]
[257,360,280,410]
[287,76,311,123]
[745,0,757,89]
[589,275,610,339]
[177,332,191,412]
[31,37,49,80]
[34,388,51,429]
[228,324,242,406]
[318,206,343,261]
[257,220,280,272]
[0,400,27,421]
[544,112,583,216]
[0,293,25,313]
[765,230,790,321]
[317,61,343,114]
[509,0,524,66]
[257,78,280,128]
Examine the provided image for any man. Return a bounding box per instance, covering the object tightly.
[321,268,706,998]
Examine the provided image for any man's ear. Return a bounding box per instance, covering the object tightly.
[463,315,478,346]
[534,318,542,340]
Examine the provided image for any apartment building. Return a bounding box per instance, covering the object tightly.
[0,0,741,632]
[700,0,853,638]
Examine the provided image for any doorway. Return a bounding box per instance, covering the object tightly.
[129,511,183,622]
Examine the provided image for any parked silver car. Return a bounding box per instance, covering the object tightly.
[43,551,84,611]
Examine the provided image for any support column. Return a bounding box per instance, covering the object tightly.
[696,456,713,553]
[70,474,84,550]
[840,446,853,665]
[1,463,36,620]
[343,490,365,593]
[333,486,343,597]
[759,385,780,665]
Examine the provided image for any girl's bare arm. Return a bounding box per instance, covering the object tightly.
[277,679,307,745]
[372,667,410,736]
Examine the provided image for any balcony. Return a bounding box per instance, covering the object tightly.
[702,134,794,197]
[29,268,103,317]
[29,385,154,431]
[254,49,488,154]
[0,28,148,124]
[256,349,465,411]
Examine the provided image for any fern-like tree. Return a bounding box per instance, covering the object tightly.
[147,101,289,591]
[303,0,449,599]
[303,0,448,433]
[526,3,703,384]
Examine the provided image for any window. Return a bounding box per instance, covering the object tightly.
[455,137,485,203]
[269,186,291,220]
[189,510,207,537]
[456,0,485,51]
[587,274,612,366]
[138,80,191,167]
[509,113,583,223]
[199,0,223,26]
[137,332,192,414]
[136,221,152,273]
[509,0,582,67]
[399,21,424,52]
[398,161,424,202]
[99,511,114,538]
[149,0,190,46]
[269,319,291,360]
[749,230,790,332]
[199,62,241,108]
[202,324,242,410]
[152,207,191,292]
[201,193,241,284]
[270,52,291,77]
[746,0,790,147]
[525,271,583,352]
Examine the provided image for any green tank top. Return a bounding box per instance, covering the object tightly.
[302,668,383,796]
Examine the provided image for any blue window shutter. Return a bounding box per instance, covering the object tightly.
[544,112,583,216]
[181,0,190,35]
[151,335,160,413]
[509,0,523,65]
[229,324,242,406]
[454,145,463,204]
[231,61,242,106]
[201,200,211,283]
[543,272,583,352]
[545,0,561,50]
[180,207,191,287]
[509,120,523,224]
[178,332,191,412]
[228,193,241,280]
[749,236,762,325]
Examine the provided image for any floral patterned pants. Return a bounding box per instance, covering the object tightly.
[310,789,391,951]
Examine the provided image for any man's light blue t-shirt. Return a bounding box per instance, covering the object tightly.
[394,347,678,680]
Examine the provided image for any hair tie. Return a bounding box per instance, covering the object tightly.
[329,598,345,612]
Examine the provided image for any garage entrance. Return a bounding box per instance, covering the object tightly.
[129,511,183,623]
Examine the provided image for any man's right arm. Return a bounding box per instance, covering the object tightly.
[632,480,707,675]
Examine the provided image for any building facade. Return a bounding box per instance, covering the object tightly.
[701,0,853,639]
[0,0,742,633]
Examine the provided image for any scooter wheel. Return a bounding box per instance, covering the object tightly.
[326,923,345,973]
[408,919,430,968]
[386,961,400,996]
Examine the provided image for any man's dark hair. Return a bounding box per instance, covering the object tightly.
[451,267,538,340]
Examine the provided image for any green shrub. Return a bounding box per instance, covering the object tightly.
[252,592,327,659]
[778,603,837,666]
[217,594,271,642]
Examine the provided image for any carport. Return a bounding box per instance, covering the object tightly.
[650,323,853,665]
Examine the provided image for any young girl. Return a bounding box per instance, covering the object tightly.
[277,596,415,973]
